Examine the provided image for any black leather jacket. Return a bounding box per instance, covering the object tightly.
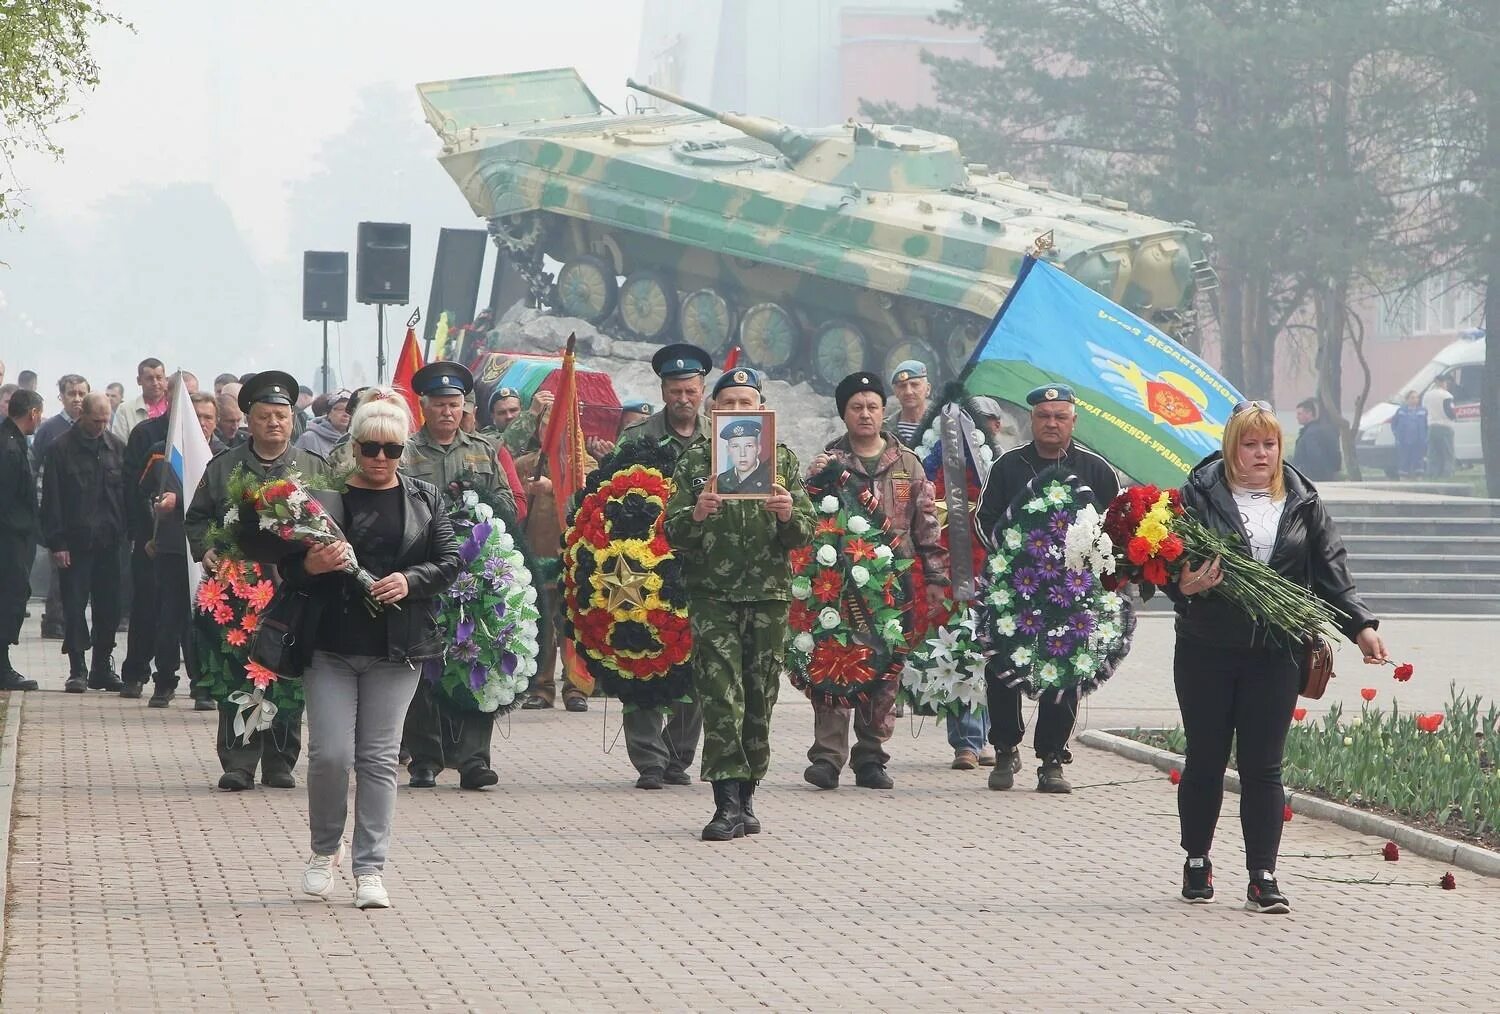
[1168,453,1377,648]
[281,475,461,663]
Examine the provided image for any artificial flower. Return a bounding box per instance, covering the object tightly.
[793,632,815,653]
[1283,804,1293,822]
[818,607,841,630]
[820,495,840,514]
[850,565,870,587]
[790,576,812,600]
[1440,872,1456,890]
[847,515,870,535]
[1382,841,1400,862]
[873,544,893,560]
[1169,768,1182,785]
[816,544,838,567]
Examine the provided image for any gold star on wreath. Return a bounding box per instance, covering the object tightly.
[600,553,650,613]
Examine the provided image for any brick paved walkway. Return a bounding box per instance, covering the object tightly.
[3,614,1500,1012]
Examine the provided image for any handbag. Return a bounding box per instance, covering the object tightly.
[1299,635,1336,700]
[248,586,314,679]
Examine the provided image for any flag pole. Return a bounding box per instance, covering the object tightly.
[523,332,575,533]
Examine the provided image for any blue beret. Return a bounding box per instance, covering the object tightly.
[711,367,762,397]
[889,359,928,385]
[652,343,711,379]
[1026,384,1075,406]
[719,418,762,440]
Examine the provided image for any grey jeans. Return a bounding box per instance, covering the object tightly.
[303,651,420,875]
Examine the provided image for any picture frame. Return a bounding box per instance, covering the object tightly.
[710,409,777,499]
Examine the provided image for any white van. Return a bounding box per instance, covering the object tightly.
[1356,330,1484,476]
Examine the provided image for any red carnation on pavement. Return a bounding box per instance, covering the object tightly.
[1360,687,1377,702]
[1283,804,1294,822]
[1393,663,1414,682]
[1168,768,1182,785]
[1440,872,1456,890]
[1382,842,1400,862]
[1293,707,1308,722]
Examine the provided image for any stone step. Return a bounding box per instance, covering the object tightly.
[1324,498,1500,520]
[1321,480,1479,498]
[1335,516,1500,538]
[1342,533,1500,556]
[1357,591,1500,616]
[1346,553,1500,576]
[1354,572,1500,596]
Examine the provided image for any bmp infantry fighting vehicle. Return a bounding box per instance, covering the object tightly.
[419,68,1216,389]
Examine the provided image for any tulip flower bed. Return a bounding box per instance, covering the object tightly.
[1128,688,1500,849]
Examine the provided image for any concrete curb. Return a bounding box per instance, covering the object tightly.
[0,691,24,965]
[1078,728,1500,880]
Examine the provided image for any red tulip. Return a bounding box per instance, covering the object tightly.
[1440,872,1456,890]
[1393,663,1414,682]
[1292,707,1308,722]
[1382,842,1400,862]
[1168,768,1182,785]
[1283,804,1293,822]
[1417,713,1445,734]
[1360,687,1377,702]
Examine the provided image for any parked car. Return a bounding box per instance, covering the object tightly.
[1357,330,1485,477]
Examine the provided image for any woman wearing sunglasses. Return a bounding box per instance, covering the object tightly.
[281,389,460,909]
[1169,401,1385,914]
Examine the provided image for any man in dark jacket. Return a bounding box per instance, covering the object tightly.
[1,390,44,690]
[1290,398,1342,481]
[977,384,1120,794]
[41,392,128,693]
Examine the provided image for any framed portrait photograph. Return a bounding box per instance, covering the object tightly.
[710,409,777,499]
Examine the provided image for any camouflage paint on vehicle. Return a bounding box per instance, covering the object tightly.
[418,69,1216,391]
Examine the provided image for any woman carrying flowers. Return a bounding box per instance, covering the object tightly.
[800,371,947,792]
[280,393,461,909]
[1168,401,1384,913]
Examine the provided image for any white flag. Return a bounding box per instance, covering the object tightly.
[165,377,213,589]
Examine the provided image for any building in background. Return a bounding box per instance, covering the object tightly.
[635,0,980,125]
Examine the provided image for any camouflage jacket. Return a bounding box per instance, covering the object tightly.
[402,428,517,518]
[665,441,815,602]
[620,409,707,455]
[820,433,949,587]
[501,409,543,457]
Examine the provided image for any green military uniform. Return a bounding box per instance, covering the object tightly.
[616,408,708,783]
[184,379,324,790]
[716,460,773,494]
[664,440,814,783]
[398,363,521,789]
[501,407,542,458]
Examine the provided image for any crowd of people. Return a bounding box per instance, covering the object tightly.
[0,344,1388,915]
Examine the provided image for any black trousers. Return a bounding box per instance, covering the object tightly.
[986,666,1078,758]
[152,554,192,690]
[402,679,494,775]
[0,531,31,647]
[216,702,303,778]
[1174,637,1300,873]
[42,557,63,628]
[121,542,158,683]
[58,543,122,665]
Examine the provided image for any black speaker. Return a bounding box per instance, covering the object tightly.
[424,228,488,345]
[302,251,348,321]
[355,221,411,304]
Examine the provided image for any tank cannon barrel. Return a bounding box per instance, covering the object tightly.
[626,78,816,162]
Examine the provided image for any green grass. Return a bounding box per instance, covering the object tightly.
[1125,685,1500,843]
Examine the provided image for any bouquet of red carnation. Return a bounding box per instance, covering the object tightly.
[224,467,385,609]
[1102,484,1343,644]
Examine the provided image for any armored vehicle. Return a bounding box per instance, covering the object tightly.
[419,69,1216,389]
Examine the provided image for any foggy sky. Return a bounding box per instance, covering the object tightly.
[0,0,644,400]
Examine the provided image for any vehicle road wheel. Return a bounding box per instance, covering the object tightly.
[678,288,735,357]
[617,270,677,343]
[555,254,618,324]
[739,302,800,372]
[810,319,870,393]
[943,316,985,376]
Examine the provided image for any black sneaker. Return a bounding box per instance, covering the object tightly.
[1245,871,1290,914]
[1181,857,1214,904]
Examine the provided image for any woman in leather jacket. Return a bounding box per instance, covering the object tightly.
[283,391,460,910]
[1168,402,1385,914]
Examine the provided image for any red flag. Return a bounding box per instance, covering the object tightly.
[721,344,741,371]
[537,333,593,694]
[391,327,425,431]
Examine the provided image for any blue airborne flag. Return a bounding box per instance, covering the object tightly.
[963,256,1244,485]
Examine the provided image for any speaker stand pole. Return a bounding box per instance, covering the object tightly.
[376,306,387,383]
[320,321,330,393]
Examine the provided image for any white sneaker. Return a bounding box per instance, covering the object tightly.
[300,843,343,899]
[354,874,390,909]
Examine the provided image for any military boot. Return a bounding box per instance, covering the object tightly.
[702,780,745,842]
[1037,753,1073,794]
[88,654,124,692]
[739,781,761,835]
[64,653,88,694]
[987,747,1022,790]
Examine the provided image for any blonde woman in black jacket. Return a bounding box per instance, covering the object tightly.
[1168,402,1385,914]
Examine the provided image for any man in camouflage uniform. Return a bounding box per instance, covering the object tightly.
[398,362,517,789]
[665,367,814,841]
[185,371,323,791]
[803,372,948,790]
[612,343,710,789]
[500,387,553,458]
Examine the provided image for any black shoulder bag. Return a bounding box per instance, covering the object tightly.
[248,586,315,679]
